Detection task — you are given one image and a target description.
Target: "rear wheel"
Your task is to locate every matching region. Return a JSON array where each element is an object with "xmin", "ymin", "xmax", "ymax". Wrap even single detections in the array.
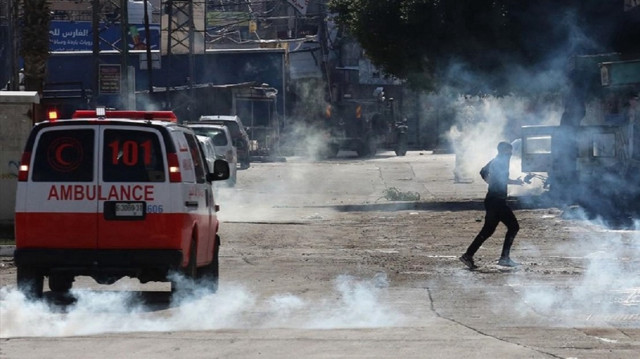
[
  {"xmin": 49, "ymin": 274, "xmax": 73, "ymax": 293},
  {"xmin": 171, "ymin": 239, "xmax": 198, "ymax": 294},
  {"xmin": 327, "ymin": 143, "xmax": 340, "ymax": 158},
  {"xmin": 185, "ymin": 239, "xmax": 198, "ymax": 278},
  {"xmin": 357, "ymin": 136, "xmax": 377, "ymax": 158},
  {"xmin": 197, "ymin": 235, "xmax": 220, "ymax": 293},
  {"xmin": 395, "ymin": 133, "xmax": 408, "ymax": 156},
  {"xmin": 17, "ymin": 266, "xmax": 44, "ymax": 299}
]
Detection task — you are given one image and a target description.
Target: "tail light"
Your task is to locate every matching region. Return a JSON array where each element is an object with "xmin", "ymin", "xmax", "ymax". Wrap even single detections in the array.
[
  {"xmin": 48, "ymin": 109, "xmax": 59, "ymax": 121},
  {"xmin": 18, "ymin": 152, "xmax": 31, "ymax": 181},
  {"xmin": 167, "ymin": 152, "xmax": 182, "ymax": 182}
]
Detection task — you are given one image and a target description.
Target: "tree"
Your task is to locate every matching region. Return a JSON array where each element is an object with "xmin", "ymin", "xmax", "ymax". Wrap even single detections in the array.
[
  {"xmin": 328, "ymin": 0, "xmax": 636, "ymax": 92},
  {"xmin": 20, "ymin": 0, "xmax": 50, "ymax": 92}
]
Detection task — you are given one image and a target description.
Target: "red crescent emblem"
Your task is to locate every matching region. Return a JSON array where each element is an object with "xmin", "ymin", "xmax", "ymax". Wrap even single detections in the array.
[{"xmin": 55, "ymin": 143, "xmax": 73, "ymax": 166}]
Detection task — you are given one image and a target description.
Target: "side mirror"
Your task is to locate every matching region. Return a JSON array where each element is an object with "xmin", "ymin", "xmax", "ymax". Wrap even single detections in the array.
[{"xmin": 207, "ymin": 159, "xmax": 230, "ymax": 181}]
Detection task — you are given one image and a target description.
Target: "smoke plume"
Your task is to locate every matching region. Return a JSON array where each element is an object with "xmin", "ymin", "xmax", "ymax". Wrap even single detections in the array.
[{"xmin": 0, "ymin": 273, "xmax": 403, "ymax": 338}]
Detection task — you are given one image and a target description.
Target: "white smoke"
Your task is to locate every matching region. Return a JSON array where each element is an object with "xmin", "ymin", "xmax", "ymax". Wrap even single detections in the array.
[
  {"xmin": 513, "ymin": 218, "xmax": 640, "ymax": 327},
  {"xmin": 444, "ymin": 93, "xmax": 562, "ymax": 190},
  {"xmin": 0, "ymin": 273, "xmax": 403, "ymax": 338}
]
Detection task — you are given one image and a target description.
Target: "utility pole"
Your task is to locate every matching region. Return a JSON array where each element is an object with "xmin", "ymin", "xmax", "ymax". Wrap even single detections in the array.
[
  {"xmin": 143, "ymin": 0, "xmax": 153, "ymax": 93},
  {"xmin": 7, "ymin": 0, "xmax": 20, "ymax": 91},
  {"xmin": 120, "ymin": 0, "xmax": 130, "ymax": 108},
  {"xmin": 162, "ymin": 0, "xmax": 204, "ymax": 118},
  {"xmin": 92, "ymin": 0, "xmax": 101, "ymax": 106}
]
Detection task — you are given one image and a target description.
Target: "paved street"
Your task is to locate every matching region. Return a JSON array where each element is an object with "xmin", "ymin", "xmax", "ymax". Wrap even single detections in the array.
[{"xmin": 1, "ymin": 151, "xmax": 638, "ymax": 358}]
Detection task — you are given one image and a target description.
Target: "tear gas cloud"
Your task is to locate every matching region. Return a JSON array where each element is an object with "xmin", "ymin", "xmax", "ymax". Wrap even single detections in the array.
[
  {"xmin": 512, "ymin": 218, "xmax": 640, "ymax": 327},
  {"xmin": 0, "ymin": 274, "xmax": 404, "ymax": 338},
  {"xmin": 436, "ymin": 32, "xmax": 568, "ymax": 190},
  {"xmin": 435, "ymin": 6, "xmax": 639, "ymax": 216},
  {"xmin": 433, "ymin": 7, "xmax": 639, "ymax": 328},
  {"xmin": 444, "ymin": 91, "xmax": 563, "ymax": 194},
  {"xmin": 281, "ymin": 79, "xmax": 336, "ymax": 160}
]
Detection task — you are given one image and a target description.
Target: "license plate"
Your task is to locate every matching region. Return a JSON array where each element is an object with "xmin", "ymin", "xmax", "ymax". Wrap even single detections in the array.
[
  {"xmin": 115, "ymin": 202, "xmax": 144, "ymax": 217},
  {"xmin": 104, "ymin": 201, "xmax": 146, "ymax": 221}
]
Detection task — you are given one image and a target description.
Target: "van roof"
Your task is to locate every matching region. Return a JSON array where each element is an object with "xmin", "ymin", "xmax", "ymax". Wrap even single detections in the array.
[
  {"xmin": 187, "ymin": 123, "xmax": 229, "ymax": 131},
  {"xmin": 199, "ymin": 115, "xmax": 240, "ymax": 122},
  {"xmin": 73, "ymin": 110, "xmax": 178, "ymax": 122}
]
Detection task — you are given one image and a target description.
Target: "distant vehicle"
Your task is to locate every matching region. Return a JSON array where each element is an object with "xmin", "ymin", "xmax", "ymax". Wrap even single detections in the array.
[
  {"xmin": 197, "ymin": 135, "xmax": 218, "ymax": 173},
  {"xmin": 14, "ymin": 109, "xmax": 230, "ymax": 299},
  {"xmin": 190, "ymin": 124, "xmax": 238, "ymax": 186},
  {"xmin": 197, "ymin": 115, "xmax": 251, "ymax": 169},
  {"xmin": 307, "ymin": 87, "xmax": 408, "ymax": 158},
  {"xmin": 520, "ymin": 54, "xmax": 640, "ymax": 223}
]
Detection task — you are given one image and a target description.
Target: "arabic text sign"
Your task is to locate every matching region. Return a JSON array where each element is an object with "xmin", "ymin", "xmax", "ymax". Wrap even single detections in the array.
[
  {"xmin": 99, "ymin": 64, "xmax": 121, "ymax": 95},
  {"xmin": 50, "ymin": 21, "xmax": 160, "ymax": 51}
]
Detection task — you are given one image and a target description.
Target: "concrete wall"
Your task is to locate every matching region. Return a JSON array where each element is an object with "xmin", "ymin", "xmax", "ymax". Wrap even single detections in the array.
[{"xmin": 0, "ymin": 91, "xmax": 38, "ymax": 226}]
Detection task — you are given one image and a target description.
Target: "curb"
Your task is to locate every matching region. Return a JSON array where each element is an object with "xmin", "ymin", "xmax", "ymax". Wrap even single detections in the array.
[{"xmin": 0, "ymin": 245, "xmax": 15, "ymax": 257}]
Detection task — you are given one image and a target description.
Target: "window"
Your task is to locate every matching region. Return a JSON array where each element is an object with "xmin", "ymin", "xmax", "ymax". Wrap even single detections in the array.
[
  {"xmin": 184, "ymin": 133, "xmax": 206, "ymax": 183},
  {"xmin": 32, "ymin": 129, "xmax": 95, "ymax": 182},
  {"xmin": 524, "ymin": 136, "xmax": 552, "ymax": 154},
  {"xmin": 103, "ymin": 129, "xmax": 165, "ymax": 182},
  {"xmin": 192, "ymin": 128, "xmax": 228, "ymax": 146}
]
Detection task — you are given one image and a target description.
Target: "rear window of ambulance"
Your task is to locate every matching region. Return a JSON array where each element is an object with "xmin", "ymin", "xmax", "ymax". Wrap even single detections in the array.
[
  {"xmin": 32, "ymin": 129, "xmax": 95, "ymax": 182},
  {"xmin": 103, "ymin": 129, "xmax": 165, "ymax": 182}
]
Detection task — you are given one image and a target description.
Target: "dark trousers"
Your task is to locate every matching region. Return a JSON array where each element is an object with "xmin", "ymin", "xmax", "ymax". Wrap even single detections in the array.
[{"xmin": 465, "ymin": 197, "xmax": 519, "ymax": 259}]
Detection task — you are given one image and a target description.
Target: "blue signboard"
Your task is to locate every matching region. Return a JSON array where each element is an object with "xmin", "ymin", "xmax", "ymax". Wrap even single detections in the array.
[{"xmin": 50, "ymin": 21, "xmax": 160, "ymax": 52}]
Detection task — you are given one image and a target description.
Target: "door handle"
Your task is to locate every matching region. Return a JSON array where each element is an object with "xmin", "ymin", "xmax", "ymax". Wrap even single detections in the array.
[{"xmin": 185, "ymin": 201, "xmax": 199, "ymax": 208}]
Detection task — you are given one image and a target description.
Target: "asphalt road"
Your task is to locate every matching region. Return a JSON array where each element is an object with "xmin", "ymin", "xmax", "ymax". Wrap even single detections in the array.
[{"xmin": 1, "ymin": 151, "xmax": 638, "ymax": 358}]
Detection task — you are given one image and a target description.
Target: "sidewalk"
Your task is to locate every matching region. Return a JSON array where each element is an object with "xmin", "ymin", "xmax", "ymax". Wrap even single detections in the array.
[{"xmin": 0, "ymin": 245, "xmax": 15, "ymax": 257}]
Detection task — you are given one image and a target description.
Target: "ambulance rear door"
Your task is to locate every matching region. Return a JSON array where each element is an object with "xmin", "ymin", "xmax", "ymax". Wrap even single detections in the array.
[
  {"xmin": 96, "ymin": 125, "xmax": 175, "ymax": 249},
  {"xmin": 15, "ymin": 125, "xmax": 99, "ymax": 249}
]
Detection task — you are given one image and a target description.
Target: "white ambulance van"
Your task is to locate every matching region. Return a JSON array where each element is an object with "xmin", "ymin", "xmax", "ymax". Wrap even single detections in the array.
[{"xmin": 14, "ymin": 109, "xmax": 230, "ymax": 298}]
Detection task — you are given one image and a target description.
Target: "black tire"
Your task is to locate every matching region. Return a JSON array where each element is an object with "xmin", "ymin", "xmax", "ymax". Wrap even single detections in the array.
[
  {"xmin": 49, "ymin": 274, "xmax": 73, "ymax": 293},
  {"xmin": 171, "ymin": 239, "xmax": 198, "ymax": 294},
  {"xmin": 395, "ymin": 133, "xmax": 408, "ymax": 156},
  {"xmin": 328, "ymin": 144, "xmax": 340, "ymax": 158},
  {"xmin": 185, "ymin": 239, "xmax": 198, "ymax": 279},
  {"xmin": 197, "ymin": 235, "xmax": 219, "ymax": 293},
  {"xmin": 357, "ymin": 136, "xmax": 376, "ymax": 158},
  {"xmin": 368, "ymin": 137, "xmax": 378, "ymax": 157},
  {"xmin": 17, "ymin": 266, "xmax": 44, "ymax": 299}
]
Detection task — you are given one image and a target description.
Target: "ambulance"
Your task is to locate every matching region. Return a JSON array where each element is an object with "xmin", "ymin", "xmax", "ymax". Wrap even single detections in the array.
[{"xmin": 14, "ymin": 108, "xmax": 230, "ymax": 298}]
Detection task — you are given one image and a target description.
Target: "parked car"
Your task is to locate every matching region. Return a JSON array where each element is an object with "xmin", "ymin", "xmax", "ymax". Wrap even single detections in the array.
[
  {"xmin": 197, "ymin": 135, "xmax": 218, "ymax": 173},
  {"xmin": 14, "ymin": 109, "xmax": 230, "ymax": 298},
  {"xmin": 189, "ymin": 124, "xmax": 238, "ymax": 186},
  {"xmin": 196, "ymin": 115, "xmax": 251, "ymax": 169}
]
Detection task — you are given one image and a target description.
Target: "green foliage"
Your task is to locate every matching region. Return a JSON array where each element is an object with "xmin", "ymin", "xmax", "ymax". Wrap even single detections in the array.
[
  {"xmin": 20, "ymin": 0, "xmax": 51, "ymax": 92},
  {"xmin": 329, "ymin": 0, "xmax": 637, "ymax": 92},
  {"xmin": 380, "ymin": 187, "xmax": 421, "ymax": 202}
]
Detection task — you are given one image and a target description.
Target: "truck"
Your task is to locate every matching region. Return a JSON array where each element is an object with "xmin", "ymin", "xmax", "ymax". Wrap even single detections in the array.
[
  {"xmin": 322, "ymin": 87, "xmax": 408, "ymax": 158},
  {"xmin": 520, "ymin": 55, "xmax": 640, "ymax": 225}
]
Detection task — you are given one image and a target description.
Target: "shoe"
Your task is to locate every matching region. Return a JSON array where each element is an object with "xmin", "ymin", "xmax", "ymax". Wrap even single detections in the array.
[
  {"xmin": 459, "ymin": 254, "xmax": 477, "ymax": 270},
  {"xmin": 497, "ymin": 257, "xmax": 520, "ymax": 267}
]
